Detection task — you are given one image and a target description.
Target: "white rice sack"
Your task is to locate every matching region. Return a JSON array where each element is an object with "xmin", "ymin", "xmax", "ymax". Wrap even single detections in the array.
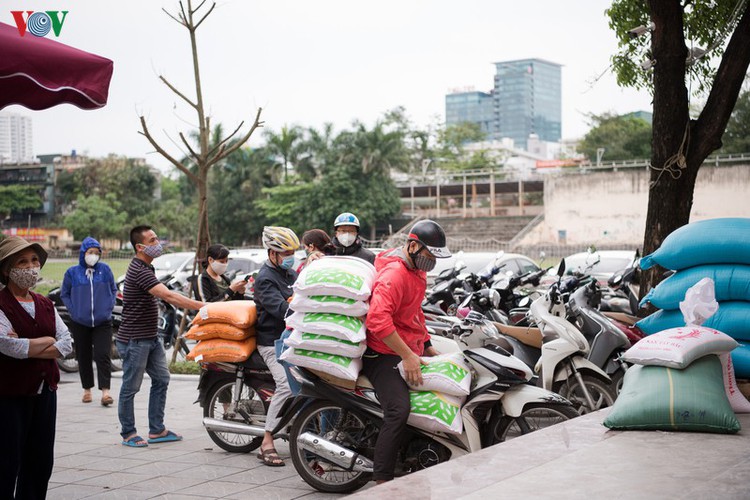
[
  {"xmin": 284, "ymin": 329, "xmax": 366, "ymax": 358},
  {"xmin": 279, "ymin": 347, "xmax": 362, "ymax": 381},
  {"xmin": 719, "ymin": 352, "xmax": 750, "ymax": 413},
  {"xmin": 407, "ymin": 391, "xmax": 465, "ymax": 435},
  {"xmin": 398, "ymin": 353, "xmax": 472, "ymax": 397},
  {"xmin": 294, "ymin": 256, "xmax": 376, "ymax": 300},
  {"xmin": 623, "ymin": 326, "xmax": 738, "ymax": 369},
  {"xmin": 290, "ymin": 294, "xmax": 369, "ymax": 317},
  {"xmin": 286, "ymin": 311, "xmax": 366, "ymax": 342}
]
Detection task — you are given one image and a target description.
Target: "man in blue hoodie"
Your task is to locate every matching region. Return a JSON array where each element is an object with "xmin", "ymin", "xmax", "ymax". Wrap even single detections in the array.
[{"xmin": 61, "ymin": 237, "xmax": 118, "ymax": 406}]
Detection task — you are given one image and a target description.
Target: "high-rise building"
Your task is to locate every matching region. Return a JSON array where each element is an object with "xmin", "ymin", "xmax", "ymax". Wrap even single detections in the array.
[
  {"xmin": 445, "ymin": 90, "xmax": 495, "ymax": 138},
  {"xmin": 0, "ymin": 111, "xmax": 34, "ymax": 164},
  {"xmin": 445, "ymin": 58, "xmax": 562, "ymax": 150},
  {"xmin": 494, "ymin": 58, "xmax": 561, "ymax": 149}
]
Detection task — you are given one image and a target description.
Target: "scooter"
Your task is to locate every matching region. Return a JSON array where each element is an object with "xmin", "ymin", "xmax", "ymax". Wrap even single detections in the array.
[{"xmin": 276, "ymin": 312, "xmax": 577, "ymax": 494}]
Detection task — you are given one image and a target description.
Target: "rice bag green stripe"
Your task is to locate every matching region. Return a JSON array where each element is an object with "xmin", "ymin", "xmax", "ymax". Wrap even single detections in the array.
[
  {"xmin": 293, "ymin": 348, "xmax": 353, "ymax": 368},
  {"xmin": 409, "ymin": 391, "xmax": 459, "ymax": 425},
  {"xmin": 306, "ymin": 269, "xmax": 365, "ymax": 290},
  {"xmin": 300, "ymin": 332, "xmax": 360, "ymax": 347},
  {"xmin": 420, "ymin": 361, "xmax": 468, "ymax": 383},
  {"xmin": 309, "ymin": 295, "xmax": 357, "ymax": 305},
  {"xmin": 302, "ymin": 312, "xmax": 363, "ymax": 333}
]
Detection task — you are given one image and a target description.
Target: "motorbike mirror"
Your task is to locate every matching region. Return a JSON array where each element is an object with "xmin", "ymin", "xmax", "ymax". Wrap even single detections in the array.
[{"xmin": 556, "ymin": 258, "xmax": 566, "ymax": 277}]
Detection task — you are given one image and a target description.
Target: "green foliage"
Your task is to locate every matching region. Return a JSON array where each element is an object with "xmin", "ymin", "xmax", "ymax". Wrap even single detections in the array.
[
  {"xmin": 436, "ymin": 122, "xmax": 496, "ymax": 171},
  {"xmin": 721, "ymin": 88, "xmax": 750, "ymax": 153},
  {"xmin": 255, "ymin": 182, "xmax": 317, "ymax": 233},
  {"xmin": 168, "ymin": 360, "xmax": 201, "ymax": 374},
  {"xmin": 63, "ymin": 194, "xmax": 128, "ymax": 240},
  {"xmin": 0, "ymin": 185, "xmax": 42, "ymax": 218},
  {"xmin": 607, "ymin": 0, "xmax": 738, "ymax": 95},
  {"xmin": 578, "ymin": 113, "xmax": 652, "ymax": 161}
]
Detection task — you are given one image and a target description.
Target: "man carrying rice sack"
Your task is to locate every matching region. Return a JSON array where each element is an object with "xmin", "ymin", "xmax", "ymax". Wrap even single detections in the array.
[
  {"xmin": 363, "ymin": 219, "xmax": 451, "ymax": 484},
  {"xmin": 254, "ymin": 226, "xmax": 300, "ymax": 467}
]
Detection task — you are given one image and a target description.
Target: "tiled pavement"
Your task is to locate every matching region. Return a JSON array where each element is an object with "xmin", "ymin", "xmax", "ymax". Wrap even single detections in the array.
[{"xmin": 49, "ymin": 370, "xmax": 365, "ymax": 499}]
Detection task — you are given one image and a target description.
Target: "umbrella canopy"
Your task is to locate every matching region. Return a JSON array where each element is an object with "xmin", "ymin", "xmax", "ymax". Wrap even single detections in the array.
[{"xmin": 0, "ymin": 22, "xmax": 113, "ymax": 110}]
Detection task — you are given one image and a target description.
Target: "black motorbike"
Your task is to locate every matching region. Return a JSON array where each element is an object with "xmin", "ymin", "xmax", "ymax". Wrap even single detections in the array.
[{"xmin": 47, "ymin": 287, "xmax": 123, "ymax": 373}]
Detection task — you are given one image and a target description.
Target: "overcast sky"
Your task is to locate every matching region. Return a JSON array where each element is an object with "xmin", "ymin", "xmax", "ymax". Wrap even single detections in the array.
[{"xmin": 5, "ymin": 0, "xmax": 653, "ymax": 172}]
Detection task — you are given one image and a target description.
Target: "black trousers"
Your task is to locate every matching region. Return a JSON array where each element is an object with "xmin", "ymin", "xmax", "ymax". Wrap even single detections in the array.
[
  {"xmin": 70, "ymin": 321, "xmax": 113, "ymax": 390},
  {"xmin": 362, "ymin": 350, "xmax": 411, "ymax": 482},
  {"xmin": 0, "ymin": 384, "xmax": 57, "ymax": 500}
]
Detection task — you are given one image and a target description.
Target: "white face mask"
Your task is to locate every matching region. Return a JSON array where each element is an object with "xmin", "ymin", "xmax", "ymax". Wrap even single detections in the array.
[
  {"xmin": 210, "ymin": 261, "xmax": 228, "ymax": 275},
  {"xmin": 84, "ymin": 253, "xmax": 100, "ymax": 267},
  {"xmin": 337, "ymin": 233, "xmax": 356, "ymax": 248}
]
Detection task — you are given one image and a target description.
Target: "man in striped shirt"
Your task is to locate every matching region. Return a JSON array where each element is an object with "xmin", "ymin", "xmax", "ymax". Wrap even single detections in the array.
[{"xmin": 117, "ymin": 226, "xmax": 205, "ymax": 448}]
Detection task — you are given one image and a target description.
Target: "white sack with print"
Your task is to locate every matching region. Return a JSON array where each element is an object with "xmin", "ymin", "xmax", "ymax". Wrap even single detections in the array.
[
  {"xmin": 294, "ymin": 256, "xmax": 376, "ymax": 301},
  {"xmin": 290, "ymin": 293, "xmax": 369, "ymax": 317},
  {"xmin": 407, "ymin": 391, "xmax": 465, "ymax": 435},
  {"xmin": 398, "ymin": 353, "xmax": 472, "ymax": 397},
  {"xmin": 286, "ymin": 310, "xmax": 366, "ymax": 342},
  {"xmin": 279, "ymin": 347, "xmax": 362, "ymax": 381},
  {"xmin": 284, "ymin": 328, "xmax": 366, "ymax": 358}
]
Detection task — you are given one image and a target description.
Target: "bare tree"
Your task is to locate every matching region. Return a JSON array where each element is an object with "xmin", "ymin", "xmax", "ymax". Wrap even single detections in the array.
[
  {"xmin": 139, "ymin": 0, "xmax": 263, "ymax": 264},
  {"xmin": 138, "ymin": 0, "xmax": 263, "ymax": 361}
]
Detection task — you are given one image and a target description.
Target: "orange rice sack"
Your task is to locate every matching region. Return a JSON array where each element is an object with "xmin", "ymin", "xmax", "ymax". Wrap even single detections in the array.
[
  {"xmin": 186, "ymin": 336, "xmax": 257, "ymax": 363},
  {"xmin": 192, "ymin": 300, "xmax": 257, "ymax": 328},
  {"xmin": 184, "ymin": 323, "xmax": 255, "ymax": 341}
]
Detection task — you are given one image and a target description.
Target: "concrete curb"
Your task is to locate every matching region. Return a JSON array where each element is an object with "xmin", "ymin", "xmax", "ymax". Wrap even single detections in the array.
[{"xmin": 111, "ymin": 371, "xmax": 200, "ymax": 381}]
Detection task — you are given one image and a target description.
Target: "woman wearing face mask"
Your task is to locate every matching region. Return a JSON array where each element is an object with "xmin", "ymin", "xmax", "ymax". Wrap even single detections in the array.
[
  {"xmin": 61, "ymin": 237, "xmax": 117, "ymax": 406},
  {"xmin": 254, "ymin": 226, "xmax": 300, "ymax": 466},
  {"xmin": 194, "ymin": 244, "xmax": 247, "ymax": 302},
  {"xmin": 331, "ymin": 212, "xmax": 375, "ymax": 265},
  {"xmin": 0, "ymin": 236, "xmax": 73, "ymax": 499}
]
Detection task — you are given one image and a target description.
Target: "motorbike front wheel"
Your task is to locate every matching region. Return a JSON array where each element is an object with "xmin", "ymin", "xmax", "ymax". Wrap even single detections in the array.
[
  {"xmin": 203, "ymin": 379, "xmax": 265, "ymax": 453},
  {"xmin": 57, "ymin": 344, "xmax": 79, "ymax": 372},
  {"xmin": 554, "ymin": 374, "xmax": 616, "ymax": 414},
  {"xmin": 289, "ymin": 400, "xmax": 374, "ymax": 494},
  {"xmin": 486, "ymin": 402, "xmax": 579, "ymax": 445}
]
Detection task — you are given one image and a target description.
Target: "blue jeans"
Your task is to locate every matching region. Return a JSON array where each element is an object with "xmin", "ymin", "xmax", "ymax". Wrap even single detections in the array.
[
  {"xmin": 275, "ymin": 328, "xmax": 301, "ymax": 396},
  {"xmin": 116, "ymin": 338, "xmax": 170, "ymax": 439}
]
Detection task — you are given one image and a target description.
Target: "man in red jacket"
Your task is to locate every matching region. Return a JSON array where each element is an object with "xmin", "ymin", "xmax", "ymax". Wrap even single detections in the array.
[{"xmin": 363, "ymin": 219, "xmax": 451, "ymax": 483}]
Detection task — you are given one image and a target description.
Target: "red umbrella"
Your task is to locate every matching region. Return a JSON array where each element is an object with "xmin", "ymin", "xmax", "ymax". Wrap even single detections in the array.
[{"xmin": 0, "ymin": 22, "xmax": 113, "ymax": 110}]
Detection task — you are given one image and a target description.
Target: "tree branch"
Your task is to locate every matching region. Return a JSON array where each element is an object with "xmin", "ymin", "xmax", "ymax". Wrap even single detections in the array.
[
  {"xmin": 139, "ymin": 116, "xmax": 199, "ymax": 183},
  {"xmin": 213, "ymin": 108, "xmax": 265, "ymax": 163},
  {"xmin": 207, "ymin": 120, "xmax": 244, "ymax": 160},
  {"xmin": 159, "ymin": 75, "xmax": 197, "ymax": 110},
  {"xmin": 192, "ymin": 0, "xmax": 208, "ymax": 14},
  {"xmin": 694, "ymin": 4, "xmax": 750, "ymax": 158},
  {"xmin": 194, "ymin": 2, "xmax": 216, "ymax": 30},
  {"xmin": 179, "ymin": 132, "xmax": 201, "ymax": 161},
  {"xmin": 161, "ymin": 8, "xmax": 186, "ymax": 26}
]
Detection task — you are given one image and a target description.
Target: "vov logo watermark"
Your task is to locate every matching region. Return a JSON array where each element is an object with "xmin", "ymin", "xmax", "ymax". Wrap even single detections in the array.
[{"xmin": 10, "ymin": 10, "xmax": 69, "ymax": 37}]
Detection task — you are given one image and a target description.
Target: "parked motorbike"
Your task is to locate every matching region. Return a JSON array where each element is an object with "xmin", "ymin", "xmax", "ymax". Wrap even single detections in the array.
[
  {"xmin": 47, "ymin": 287, "xmax": 123, "ymax": 373},
  {"xmin": 197, "ymin": 350, "xmax": 275, "ymax": 453},
  {"xmin": 157, "ymin": 273, "xmax": 194, "ymax": 359},
  {"xmin": 277, "ymin": 312, "xmax": 577, "ymax": 494}
]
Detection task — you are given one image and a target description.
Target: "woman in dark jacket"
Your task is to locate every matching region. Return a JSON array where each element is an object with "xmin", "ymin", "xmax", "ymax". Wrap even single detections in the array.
[
  {"xmin": 61, "ymin": 236, "xmax": 117, "ymax": 406},
  {"xmin": 0, "ymin": 236, "xmax": 73, "ymax": 499},
  {"xmin": 194, "ymin": 244, "xmax": 247, "ymax": 302}
]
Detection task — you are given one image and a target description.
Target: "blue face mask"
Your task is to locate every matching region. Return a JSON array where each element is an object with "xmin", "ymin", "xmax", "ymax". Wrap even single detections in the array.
[{"xmin": 280, "ymin": 255, "xmax": 295, "ymax": 270}]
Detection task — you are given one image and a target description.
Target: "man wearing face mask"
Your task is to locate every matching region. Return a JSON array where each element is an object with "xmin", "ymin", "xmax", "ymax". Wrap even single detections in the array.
[
  {"xmin": 363, "ymin": 219, "xmax": 451, "ymax": 484},
  {"xmin": 254, "ymin": 225, "xmax": 300, "ymax": 466},
  {"xmin": 117, "ymin": 226, "xmax": 205, "ymax": 448},
  {"xmin": 331, "ymin": 212, "xmax": 375, "ymax": 265},
  {"xmin": 61, "ymin": 236, "xmax": 117, "ymax": 407}
]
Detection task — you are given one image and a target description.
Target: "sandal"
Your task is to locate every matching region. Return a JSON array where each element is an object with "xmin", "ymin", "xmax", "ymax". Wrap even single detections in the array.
[
  {"xmin": 82, "ymin": 392, "xmax": 92, "ymax": 403},
  {"xmin": 257, "ymin": 447, "xmax": 285, "ymax": 467},
  {"xmin": 101, "ymin": 395, "xmax": 114, "ymax": 406},
  {"xmin": 122, "ymin": 435, "xmax": 148, "ymax": 448}
]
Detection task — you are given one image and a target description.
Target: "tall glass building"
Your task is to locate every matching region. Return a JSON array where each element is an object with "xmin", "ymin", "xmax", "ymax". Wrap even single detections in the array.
[
  {"xmin": 444, "ymin": 58, "xmax": 562, "ymax": 150},
  {"xmin": 494, "ymin": 58, "xmax": 561, "ymax": 149},
  {"xmin": 444, "ymin": 90, "xmax": 495, "ymax": 138}
]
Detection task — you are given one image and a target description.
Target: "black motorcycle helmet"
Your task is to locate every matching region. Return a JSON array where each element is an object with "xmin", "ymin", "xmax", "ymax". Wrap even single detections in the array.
[{"xmin": 407, "ymin": 219, "xmax": 451, "ymax": 258}]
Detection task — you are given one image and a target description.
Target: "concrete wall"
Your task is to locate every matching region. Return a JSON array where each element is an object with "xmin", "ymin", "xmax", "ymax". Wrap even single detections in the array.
[{"xmin": 520, "ymin": 165, "xmax": 750, "ymax": 246}]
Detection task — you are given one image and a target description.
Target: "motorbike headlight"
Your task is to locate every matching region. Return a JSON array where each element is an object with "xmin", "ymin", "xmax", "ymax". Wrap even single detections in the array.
[{"xmin": 489, "ymin": 289, "xmax": 501, "ymax": 309}]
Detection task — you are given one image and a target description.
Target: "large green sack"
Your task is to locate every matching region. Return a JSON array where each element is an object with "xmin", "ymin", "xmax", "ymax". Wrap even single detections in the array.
[{"xmin": 603, "ymin": 355, "xmax": 740, "ymax": 434}]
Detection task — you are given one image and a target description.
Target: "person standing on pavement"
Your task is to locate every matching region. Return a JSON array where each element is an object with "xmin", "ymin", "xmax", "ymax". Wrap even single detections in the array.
[
  {"xmin": 0, "ymin": 236, "xmax": 73, "ymax": 499},
  {"xmin": 61, "ymin": 236, "xmax": 117, "ymax": 407},
  {"xmin": 117, "ymin": 226, "xmax": 205, "ymax": 448},
  {"xmin": 363, "ymin": 219, "xmax": 451, "ymax": 483},
  {"xmin": 255, "ymin": 226, "xmax": 300, "ymax": 466},
  {"xmin": 331, "ymin": 212, "xmax": 375, "ymax": 265}
]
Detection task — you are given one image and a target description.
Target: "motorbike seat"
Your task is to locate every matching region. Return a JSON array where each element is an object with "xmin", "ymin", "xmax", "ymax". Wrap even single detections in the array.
[
  {"xmin": 240, "ymin": 349, "xmax": 268, "ymax": 371},
  {"xmin": 493, "ymin": 322, "xmax": 543, "ymax": 349}
]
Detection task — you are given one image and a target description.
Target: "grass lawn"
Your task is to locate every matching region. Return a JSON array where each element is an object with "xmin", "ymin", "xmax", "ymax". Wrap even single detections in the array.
[{"xmin": 36, "ymin": 258, "xmax": 132, "ymax": 296}]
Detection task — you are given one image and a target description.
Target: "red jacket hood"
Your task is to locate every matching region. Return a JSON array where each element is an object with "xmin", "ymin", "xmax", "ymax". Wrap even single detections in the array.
[{"xmin": 365, "ymin": 248, "xmax": 428, "ymax": 356}]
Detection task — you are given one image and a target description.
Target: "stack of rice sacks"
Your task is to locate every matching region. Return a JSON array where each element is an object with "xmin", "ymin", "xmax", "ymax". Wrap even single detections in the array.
[
  {"xmin": 185, "ymin": 301, "xmax": 257, "ymax": 362},
  {"xmin": 281, "ymin": 256, "xmax": 375, "ymax": 382},
  {"xmin": 398, "ymin": 352, "xmax": 472, "ymax": 434},
  {"xmin": 638, "ymin": 218, "xmax": 750, "ymax": 378},
  {"xmin": 604, "ymin": 279, "xmax": 746, "ymax": 433}
]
